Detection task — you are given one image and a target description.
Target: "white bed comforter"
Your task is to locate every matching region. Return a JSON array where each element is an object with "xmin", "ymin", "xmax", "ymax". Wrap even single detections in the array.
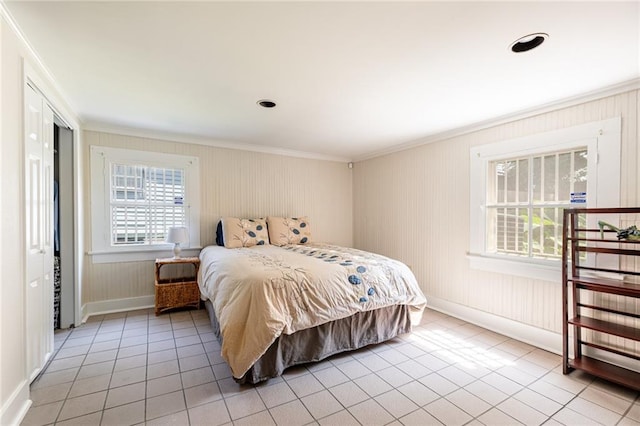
[{"xmin": 198, "ymin": 242, "xmax": 426, "ymax": 378}]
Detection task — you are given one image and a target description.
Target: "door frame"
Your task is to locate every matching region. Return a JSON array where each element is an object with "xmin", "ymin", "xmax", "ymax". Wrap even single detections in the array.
[{"xmin": 24, "ymin": 62, "xmax": 83, "ymax": 329}]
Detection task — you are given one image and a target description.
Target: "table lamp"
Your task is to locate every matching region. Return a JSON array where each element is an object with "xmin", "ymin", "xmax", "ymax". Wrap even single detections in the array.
[{"xmin": 166, "ymin": 226, "xmax": 189, "ymax": 258}]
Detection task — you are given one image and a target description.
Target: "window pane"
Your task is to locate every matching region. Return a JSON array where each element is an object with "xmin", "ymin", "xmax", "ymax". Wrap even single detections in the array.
[
  {"xmin": 543, "ymin": 154, "xmax": 556, "ymax": 202},
  {"xmin": 496, "ymin": 162, "xmax": 505, "ymax": 203},
  {"xmin": 147, "ymin": 168, "xmax": 185, "ymax": 204},
  {"xmin": 492, "ymin": 207, "xmax": 529, "ymax": 256},
  {"xmin": 496, "ymin": 207, "xmax": 506, "ymax": 252},
  {"xmin": 505, "ymin": 207, "xmax": 516, "ymax": 252},
  {"xmin": 149, "ymin": 206, "xmax": 186, "ymax": 243},
  {"xmin": 518, "ymin": 159, "xmax": 528, "ymax": 203},
  {"xmin": 112, "ymin": 205, "xmax": 149, "ymax": 245},
  {"xmin": 111, "ymin": 163, "xmax": 144, "ymax": 202},
  {"xmin": 558, "ymin": 152, "xmax": 571, "ymax": 201},
  {"xmin": 517, "ymin": 207, "xmax": 528, "ymax": 254},
  {"xmin": 532, "ymin": 207, "xmax": 543, "ymax": 256},
  {"xmin": 506, "ymin": 161, "xmax": 516, "ymax": 203},
  {"xmin": 532, "ymin": 157, "xmax": 541, "ymax": 202},
  {"xmin": 574, "ymin": 149, "xmax": 588, "ymax": 194},
  {"xmin": 542, "ymin": 207, "xmax": 562, "ymax": 258},
  {"xmin": 486, "ymin": 207, "xmax": 498, "ymax": 252}
]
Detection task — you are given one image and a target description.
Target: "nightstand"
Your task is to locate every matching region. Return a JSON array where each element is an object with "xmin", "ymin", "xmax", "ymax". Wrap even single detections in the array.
[{"xmin": 154, "ymin": 256, "xmax": 201, "ymax": 316}]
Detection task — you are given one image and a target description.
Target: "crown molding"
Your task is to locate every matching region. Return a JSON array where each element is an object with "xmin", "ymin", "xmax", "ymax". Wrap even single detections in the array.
[
  {"xmin": 355, "ymin": 78, "xmax": 640, "ymax": 162},
  {"xmin": 83, "ymin": 122, "xmax": 351, "ymax": 163},
  {"xmin": 86, "ymin": 76, "xmax": 640, "ymax": 165}
]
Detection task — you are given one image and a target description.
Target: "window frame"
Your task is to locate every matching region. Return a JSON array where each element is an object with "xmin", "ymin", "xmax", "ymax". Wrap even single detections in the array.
[
  {"xmin": 468, "ymin": 118, "xmax": 621, "ymax": 281},
  {"xmin": 90, "ymin": 146, "xmax": 200, "ymax": 263}
]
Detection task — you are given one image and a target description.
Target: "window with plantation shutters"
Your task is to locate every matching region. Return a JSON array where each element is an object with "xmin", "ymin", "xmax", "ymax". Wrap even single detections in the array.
[
  {"xmin": 90, "ymin": 146, "xmax": 200, "ymax": 263},
  {"xmin": 110, "ymin": 164, "xmax": 186, "ymax": 245},
  {"xmin": 469, "ymin": 118, "xmax": 621, "ymax": 281}
]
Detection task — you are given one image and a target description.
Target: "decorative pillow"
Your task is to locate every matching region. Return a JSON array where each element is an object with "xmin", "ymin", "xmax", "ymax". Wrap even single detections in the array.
[
  {"xmin": 222, "ymin": 217, "xmax": 269, "ymax": 248},
  {"xmin": 216, "ymin": 220, "xmax": 224, "ymax": 246},
  {"xmin": 267, "ymin": 216, "xmax": 311, "ymax": 246}
]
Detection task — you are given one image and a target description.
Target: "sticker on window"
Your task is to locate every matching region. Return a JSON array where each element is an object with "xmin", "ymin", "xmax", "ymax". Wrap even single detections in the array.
[
  {"xmin": 174, "ymin": 196, "xmax": 184, "ymax": 205},
  {"xmin": 570, "ymin": 192, "xmax": 586, "ymax": 203}
]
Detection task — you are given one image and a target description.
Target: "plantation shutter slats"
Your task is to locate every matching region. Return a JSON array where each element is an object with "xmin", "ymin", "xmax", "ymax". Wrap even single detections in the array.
[{"xmin": 110, "ymin": 163, "xmax": 186, "ymax": 246}]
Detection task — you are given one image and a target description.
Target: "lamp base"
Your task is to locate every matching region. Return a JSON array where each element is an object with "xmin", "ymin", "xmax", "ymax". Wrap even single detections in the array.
[{"xmin": 173, "ymin": 243, "xmax": 182, "ymax": 259}]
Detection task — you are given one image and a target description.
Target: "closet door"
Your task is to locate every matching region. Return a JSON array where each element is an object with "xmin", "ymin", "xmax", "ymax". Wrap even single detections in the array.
[
  {"xmin": 42, "ymin": 98, "xmax": 55, "ymax": 358},
  {"xmin": 25, "ymin": 84, "xmax": 54, "ymax": 381}
]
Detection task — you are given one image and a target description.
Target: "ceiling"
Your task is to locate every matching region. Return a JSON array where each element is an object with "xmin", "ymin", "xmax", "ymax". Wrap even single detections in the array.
[{"xmin": 4, "ymin": 1, "xmax": 639, "ymax": 160}]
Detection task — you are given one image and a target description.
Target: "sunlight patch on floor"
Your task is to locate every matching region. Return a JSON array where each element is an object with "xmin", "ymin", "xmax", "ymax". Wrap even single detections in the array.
[{"xmin": 412, "ymin": 328, "xmax": 515, "ymax": 370}]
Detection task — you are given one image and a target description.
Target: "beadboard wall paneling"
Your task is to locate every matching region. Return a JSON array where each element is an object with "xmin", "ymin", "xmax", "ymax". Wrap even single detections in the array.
[
  {"xmin": 82, "ymin": 131, "xmax": 353, "ymax": 304},
  {"xmin": 353, "ymin": 90, "xmax": 639, "ymax": 335}
]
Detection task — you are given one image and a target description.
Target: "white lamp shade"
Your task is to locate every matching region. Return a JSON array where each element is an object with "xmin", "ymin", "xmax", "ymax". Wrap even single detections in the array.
[{"xmin": 166, "ymin": 227, "xmax": 189, "ymax": 245}]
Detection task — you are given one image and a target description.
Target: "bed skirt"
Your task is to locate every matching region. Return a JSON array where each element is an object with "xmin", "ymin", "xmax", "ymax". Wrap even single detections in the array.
[{"xmin": 204, "ymin": 299, "xmax": 412, "ymax": 384}]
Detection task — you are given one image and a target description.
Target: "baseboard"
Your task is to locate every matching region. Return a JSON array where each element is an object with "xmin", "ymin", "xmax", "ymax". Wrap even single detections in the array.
[
  {"xmin": 427, "ymin": 296, "xmax": 640, "ymax": 374},
  {"xmin": 0, "ymin": 379, "xmax": 31, "ymax": 426},
  {"xmin": 426, "ymin": 296, "xmax": 562, "ymax": 355},
  {"xmin": 81, "ymin": 295, "xmax": 155, "ymax": 323}
]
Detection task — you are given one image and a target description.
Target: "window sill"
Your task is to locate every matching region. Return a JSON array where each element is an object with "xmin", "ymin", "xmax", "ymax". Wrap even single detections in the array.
[
  {"xmin": 88, "ymin": 247, "xmax": 203, "ymax": 264},
  {"xmin": 467, "ymin": 253, "xmax": 561, "ymax": 283}
]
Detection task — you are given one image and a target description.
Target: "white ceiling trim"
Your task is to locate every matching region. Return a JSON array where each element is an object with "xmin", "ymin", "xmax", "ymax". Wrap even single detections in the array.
[
  {"xmin": 87, "ymin": 77, "xmax": 640, "ymax": 165},
  {"xmin": 83, "ymin": 122, "xmax": 351, "ymax": 164},
  {"xmin": 355, "ymin": 78, "xmax": 640, "ymax": 162}
]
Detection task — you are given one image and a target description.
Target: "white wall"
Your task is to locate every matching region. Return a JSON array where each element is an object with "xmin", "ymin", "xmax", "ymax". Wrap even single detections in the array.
[
  {"xmin": 1, "ymin": 16, "xmax": 31, "ymax": 425},
  {"xmin": 0, "ymin": 11, "xmax": 81, "ymax": 425},
  {"xmin": 81, "ymin": 130, "xmax": 354, "ymax": 311},
  {"xmin": 353, "ymin": 90, "xmax": 639, "ymax": 352}
]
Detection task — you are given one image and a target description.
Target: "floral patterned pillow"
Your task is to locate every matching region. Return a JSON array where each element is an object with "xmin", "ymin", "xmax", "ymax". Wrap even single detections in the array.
[
  {"xmin": 222, "ymin": 217, "xmax": 270, "ymax": 248},
  {"xmin": 267, "ymin": 217, "xmax": 311, "ymax": 246}
]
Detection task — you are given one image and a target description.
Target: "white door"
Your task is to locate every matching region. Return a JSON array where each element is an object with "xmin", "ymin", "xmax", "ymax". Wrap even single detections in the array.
[
  {"xmin": 42, "ymin": 96, "xmax": 55, "ymax": 358},
  {"xmin": 25, "ymin": 84, "xmax": 54, "ymax": 381}
]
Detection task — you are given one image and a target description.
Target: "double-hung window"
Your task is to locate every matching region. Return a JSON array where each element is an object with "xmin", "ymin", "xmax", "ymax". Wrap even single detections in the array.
[
  {"xmin": 91, "ymin": 146, "xmax": 200, "ymax": 263},
  {"xmin": 469, "ymin": 118, "xmax": 621, "ymax": 281},
  {"xmin": 487, "ymin": 147, "xmax": 587, "ymax": 260},
  {"xmin": 110, "ymin": 164, "xmax": 186, "ymax": 245}
]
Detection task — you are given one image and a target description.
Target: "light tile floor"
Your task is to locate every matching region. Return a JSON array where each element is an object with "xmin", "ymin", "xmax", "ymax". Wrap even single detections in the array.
[{"xmin": 22, "ymin": 308, "xmax": 640, "ymax": 425}]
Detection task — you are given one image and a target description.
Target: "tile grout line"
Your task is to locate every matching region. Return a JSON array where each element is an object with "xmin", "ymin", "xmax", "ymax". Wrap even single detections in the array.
[
  {"xmin": 140, "ymin": 312, "xmax": 150, "ymax": 425},
  {"xmin": 617, "ymin": 392, "xmax": 640, "ymax": 425},
  {"xmin": 26, "ymin": 308, "xmax": 640, "ymax": 426},
  {"xmin": 98, "ymin": 312, "xmax": 133, "ymax": 425},
  {"xmin": 54, "ymin": 314, "xmax": 105, "ymax": 424}
]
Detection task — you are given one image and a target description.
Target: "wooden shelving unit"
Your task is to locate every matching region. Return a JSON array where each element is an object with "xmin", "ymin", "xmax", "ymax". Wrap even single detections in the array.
[{"xmin": 562, "ymin": 207, "xmax": 640, "ymax": 391}]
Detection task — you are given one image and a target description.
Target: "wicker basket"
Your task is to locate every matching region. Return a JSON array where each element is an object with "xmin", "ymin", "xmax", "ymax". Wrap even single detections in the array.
[{"xmin": 155, "ymin": 278, "xmax": 200, "ymax": 315}]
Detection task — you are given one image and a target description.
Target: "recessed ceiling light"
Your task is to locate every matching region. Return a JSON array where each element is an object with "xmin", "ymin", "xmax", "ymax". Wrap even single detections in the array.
[
  {"xmin": 510, "ymin": 33, "xmax": 548, "ymax": 53},
  {"xmin": 257, "ymin": 99, "xmax": 276, "ymax": 108}
]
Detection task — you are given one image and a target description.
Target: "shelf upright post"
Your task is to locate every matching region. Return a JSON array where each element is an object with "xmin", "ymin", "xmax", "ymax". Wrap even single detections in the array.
[
  {"xmin": 562, "ymin": 209, "xmax": 570, "ymax": 374},
  {"xmin": 570, "ymin": 211, "xmax": 582, "ymax": 361}
]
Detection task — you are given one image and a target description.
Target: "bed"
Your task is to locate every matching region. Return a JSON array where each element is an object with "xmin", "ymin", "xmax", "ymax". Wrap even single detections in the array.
[{"xmin": 198, "ymin": 239, "xmax": 427, "ymax": 384}]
